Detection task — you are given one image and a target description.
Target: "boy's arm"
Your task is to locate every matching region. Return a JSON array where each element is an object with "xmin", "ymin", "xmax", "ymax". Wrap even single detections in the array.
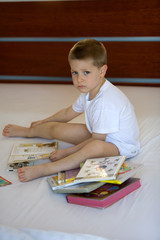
[
  {"xmin": 92, "ymin": 132, "xmax": 106, "ymax": 141},
  {"xmin": 30, "ymin": 105, "xmax": 81, "ymax": 127}
]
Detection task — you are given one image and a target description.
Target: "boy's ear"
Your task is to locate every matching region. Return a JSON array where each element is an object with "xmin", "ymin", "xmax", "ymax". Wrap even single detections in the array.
[{"xmin": 100, "ymin": 65, "xmax": 108, "ymax": 76}]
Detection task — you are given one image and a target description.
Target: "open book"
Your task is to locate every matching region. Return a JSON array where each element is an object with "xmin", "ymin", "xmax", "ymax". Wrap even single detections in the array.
[
  {"xmin": 57, "ymin": 162, "xmax": 143, "ymax": 186},
  {"xmin": 8, "ymin": 141, "xmax": 58, "ymax": 171},
  {"xmin": 74, "ymin": 156, "xmax": 126, "ymax": 183}
]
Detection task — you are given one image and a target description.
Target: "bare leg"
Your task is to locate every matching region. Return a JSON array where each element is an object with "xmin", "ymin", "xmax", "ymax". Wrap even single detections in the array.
[
  {"xmin": 50, "ymin": 137, "xmax": 96, "ymax": 161},
  {"xmin": 17, "ymin": 140, "xmax": 119, "ymax": 182},
  {"xmin": 2, "ymin": 122, "xmax": 91, "ymax": 145}
]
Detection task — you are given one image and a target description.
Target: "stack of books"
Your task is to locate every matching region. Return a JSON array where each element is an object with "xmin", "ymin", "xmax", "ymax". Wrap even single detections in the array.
[{"xmin": 47, "ymin": 156, "xmax": 142, "ymax": 209}]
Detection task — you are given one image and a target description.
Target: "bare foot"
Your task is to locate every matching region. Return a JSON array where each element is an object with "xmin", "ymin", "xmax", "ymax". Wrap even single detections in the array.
[
  {"xmin": 2, "ymin": 124, "xmax": 30, "ymax": 137},
  {"xmin": 50, "ymin": 149, "xmax": 70, "ymax": 162},
  {"xmin": 17, "ymin": 165, "xmax": 44, "ymax": 182}
]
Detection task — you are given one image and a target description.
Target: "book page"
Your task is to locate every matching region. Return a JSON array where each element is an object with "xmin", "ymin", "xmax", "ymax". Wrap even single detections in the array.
[
  {"xmin": 76, "ymin": 156, "xmax": 125, "ymax": 180},
  {"xmin": 11, "ymin": 142, "xmax": 57, "ymax": 155},
  {"xmin": 8, "ymin": 141, "xmax": 58, "ymax": 164},
  {"xmin": 8, "ymin": 153, "xmax": 51, "ymax": 163}
]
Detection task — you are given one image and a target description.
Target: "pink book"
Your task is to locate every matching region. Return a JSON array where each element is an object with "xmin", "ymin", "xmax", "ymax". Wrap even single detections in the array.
[{"xmin": 67, "ymin": 178, "xmax": 141, "ymax": 209}]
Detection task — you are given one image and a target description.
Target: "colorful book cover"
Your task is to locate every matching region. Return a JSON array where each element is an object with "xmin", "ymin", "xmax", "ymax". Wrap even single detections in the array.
[
  {"xmin": 58, "ymin": 168, "xmax": 80, "ymax": 184},
  {"xmin": 47, "ymin": 175, "xmax": 77, "ymax": 190},
  {"xmin": 67, "ymin": 178, "xmax": 141, "ymax": 209},
  {"xmin": 0, "ymin": 176, "xmax": 12, "ymax": 187},
  {"xmin": 74, "ymin": 156, "xmax": 126, "ymax": 183}
]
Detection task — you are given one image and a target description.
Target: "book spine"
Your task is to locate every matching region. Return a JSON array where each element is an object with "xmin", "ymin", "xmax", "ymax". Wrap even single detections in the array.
[{"xmin": 67, "ymin": 179, "xmax": 141, "ymax": 209}]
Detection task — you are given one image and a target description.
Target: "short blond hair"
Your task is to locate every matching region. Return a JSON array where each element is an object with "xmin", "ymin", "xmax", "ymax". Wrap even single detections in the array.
[{"xmin": 68, "ymin": 39, "xmax": 107, "ymax": 68}]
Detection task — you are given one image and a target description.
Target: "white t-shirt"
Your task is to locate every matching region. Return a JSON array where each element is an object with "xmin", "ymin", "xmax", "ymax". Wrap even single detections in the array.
[{"xmin": 72, "ymin": 79, "xmax": 140, "ymax": 158}]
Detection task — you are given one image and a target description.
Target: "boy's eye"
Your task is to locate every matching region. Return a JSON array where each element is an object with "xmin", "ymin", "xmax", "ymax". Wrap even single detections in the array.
[
  {"xmin": 72, "ymin": 71, "xmax": 78, "ymax": 75},
  {"xmin": 84, "ymin": 71, "xmax": 90, "ymax": 75}
]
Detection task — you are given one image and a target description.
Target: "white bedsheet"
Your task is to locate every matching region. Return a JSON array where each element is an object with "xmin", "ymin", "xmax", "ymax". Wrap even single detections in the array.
[
  {"xmin": 0, "ymin": 225, "xmax": 112, "ymax": 240},
  {"xmin": 0, "ymin": 84, "xmax": 160, "ymax": 240}
]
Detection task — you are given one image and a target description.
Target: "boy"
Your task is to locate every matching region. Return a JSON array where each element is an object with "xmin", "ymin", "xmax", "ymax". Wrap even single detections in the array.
[{"xmin": 2, "ymin": 39, "xmax": 140, "ymax": 182}]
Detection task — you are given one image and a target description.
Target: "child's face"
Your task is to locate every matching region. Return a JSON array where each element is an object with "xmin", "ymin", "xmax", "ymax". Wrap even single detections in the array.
[{"xmin": 69, "ymin": 58, "xmax": 107, "ymax": 99}]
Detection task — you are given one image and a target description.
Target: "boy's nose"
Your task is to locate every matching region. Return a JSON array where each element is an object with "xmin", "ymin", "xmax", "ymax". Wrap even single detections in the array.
[{"xmin": 77, "ymin": 74, "xmax": 83, "ymax": 83}]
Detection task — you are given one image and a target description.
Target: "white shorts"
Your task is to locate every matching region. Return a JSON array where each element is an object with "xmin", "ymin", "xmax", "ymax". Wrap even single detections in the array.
[{"xmin": 105, "ymin": 138, "xmax": 140, "ymax": 159}]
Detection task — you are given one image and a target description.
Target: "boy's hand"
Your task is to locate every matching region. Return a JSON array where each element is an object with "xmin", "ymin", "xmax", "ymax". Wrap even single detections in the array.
[{"xmin": 50, "ymin": 149, "xmax": 68, "ymax": 162}]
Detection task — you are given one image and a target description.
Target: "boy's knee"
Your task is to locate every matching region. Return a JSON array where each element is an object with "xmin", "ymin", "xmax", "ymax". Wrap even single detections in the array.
[
  {"xmin": 48, "ymin": 122, "xmax": 63, "ymax": 137},
  {"xmin": 49, "ymin": 122, "xmax": 58, "ymax": 131},
  {"xmin": 81, "ymin": 139, "xmax": 103, "ymax": 156}
]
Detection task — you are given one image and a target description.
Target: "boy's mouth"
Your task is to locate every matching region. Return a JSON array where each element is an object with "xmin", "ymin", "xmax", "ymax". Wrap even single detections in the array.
[{"xmin": 78, "ymin": 85, "xmax": 86, "ymax": 89}]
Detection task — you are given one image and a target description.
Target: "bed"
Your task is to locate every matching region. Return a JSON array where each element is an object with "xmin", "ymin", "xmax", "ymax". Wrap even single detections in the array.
[
  {"xmin": 0, "ymin": 1, "xmax": 160, "ymax": 239},
  {"xmin": 0, "ymin": 83, "xmax": 160, "ymax": 240}
]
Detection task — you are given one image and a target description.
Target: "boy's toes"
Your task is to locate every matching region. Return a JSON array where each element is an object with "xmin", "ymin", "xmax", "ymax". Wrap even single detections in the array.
[
  {"xmin": 2, "ymin": 124, "xmax": 11, "ymax": 136},
  {"xmin": 17, "ymin": 168, "xmax": 25, "ymax": 182},
  {"xmin": 2, "ymin": 128, "xmax": 8, "ymax": 136}
]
